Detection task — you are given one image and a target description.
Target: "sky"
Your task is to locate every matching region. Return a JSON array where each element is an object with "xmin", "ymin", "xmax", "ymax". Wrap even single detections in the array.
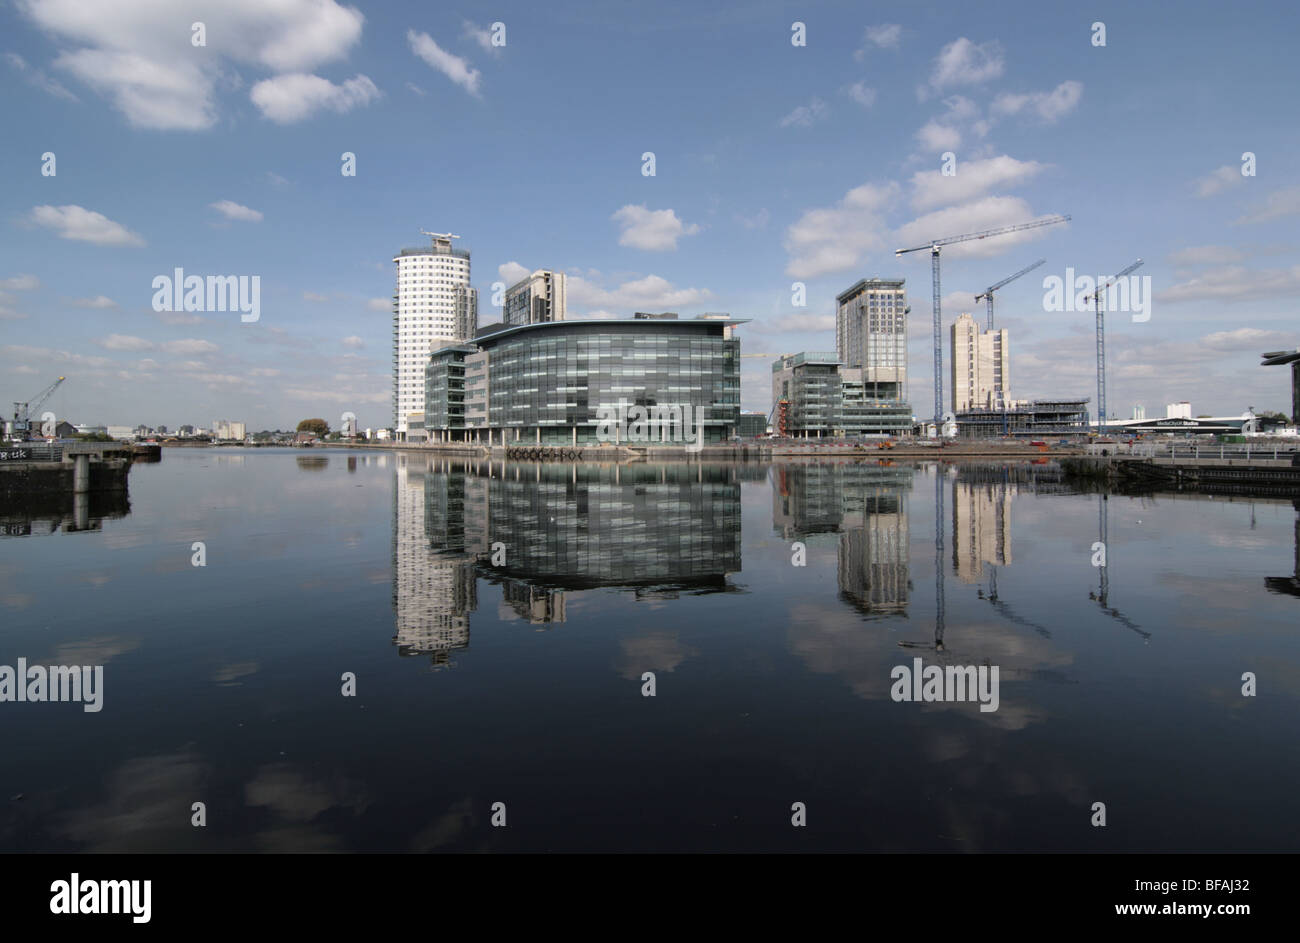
[{"xmin": 1, "ymin": 0, "xmax": 1297, "ymax": 431}]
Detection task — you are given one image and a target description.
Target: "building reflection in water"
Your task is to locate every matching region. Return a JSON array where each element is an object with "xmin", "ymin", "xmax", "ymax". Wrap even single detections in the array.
[
  {"xmin": 1264, "ymin": 499, "xmax": 1300, "ymax": 598},
  {"xmin": 392, "ymin": 455, "xmax": 742, "ymax": 665},
  {"xmin": 951, "ymin": 472, "xmax": 1013, "ymax": 584},
  {"xmin": 771, "ymin": 463, "xmax": 913, "ymax": 614}
]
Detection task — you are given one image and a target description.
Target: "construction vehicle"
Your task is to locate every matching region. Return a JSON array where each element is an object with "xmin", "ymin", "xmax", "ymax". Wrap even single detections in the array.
[{"xmin": 8, "ymin": 376, "xmax": 65, "ymax": 441}]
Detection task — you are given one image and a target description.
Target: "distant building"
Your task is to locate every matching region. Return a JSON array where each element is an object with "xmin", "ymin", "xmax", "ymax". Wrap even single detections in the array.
[
  {"xmin": 425, "ymin": 317, "xmax": 744, "ymax": 445},
  {"xmin": 737, "ymin": 412, "xmax": 769, "ymax": 437},
  {"xmin": 771, "ymin": 352, "xmax": 910, "ymax": 437},
  {"xmin": 212, "ymin": 420, "xmax": 246, "ymax": 441},
  {"xmin": 835, "ymin": 278, "xmax": 907, "ymax": 401},
  {"xmin": 178, "ymin": 424, "xmax": 195, "ymax": 436},
  {"xmin": 1131, "ymin": 404, "xmax": 1146, "ymax": 421},
  {"xmin": 106, "ymin": 425, "xmax": 134, "ymax": 440},
  {"xmin": 393, "ymin": 231, "xmax": 478, "ymax": 442},
  {"xmin": 504, "ymin": 269, "xmax": 566, "ymax": 326},
  {"xmin": 1165, "ymin": 401, "xmax": 1192, "ymax": 420},
  {"xmin": 951, "ymin": 312, "xmax": 1010, "ymax": 412},
  {"xmin": 953, "ymin": 399, "xmax": 1089, "ymax": 438},
  {"xmin": 54, "ymin": 421, "xmax": 77, "ymax": 438}
]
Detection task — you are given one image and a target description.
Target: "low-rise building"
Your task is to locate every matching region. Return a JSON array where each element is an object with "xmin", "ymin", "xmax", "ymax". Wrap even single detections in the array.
[
  {"xmin": 425, "ymin": 317, "xmax": 744, "ymax": 445},
  {"xmin": 737, "ymin": 412, "xmax": 769, "ymax": 437},
  {"xmin": 771, "ymin": 352, "xmax": 911, "ymax": 437},
  {"xmin": 954, "ymin": 399, "xmax": 1090, "ymax": 437}
]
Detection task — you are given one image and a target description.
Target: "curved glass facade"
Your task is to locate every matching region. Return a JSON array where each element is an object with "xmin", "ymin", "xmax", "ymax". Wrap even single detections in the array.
[{"xmin": 426, "ymin": 320, "xmax": 742, "ymax": 445}]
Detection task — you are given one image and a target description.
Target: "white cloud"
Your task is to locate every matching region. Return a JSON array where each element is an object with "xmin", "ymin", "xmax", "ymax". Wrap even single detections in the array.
[
  {"xmin": 2, "ymin": 344, "xmax": 111, "ymax": 367},
  {"xmin": 921, "ymin": 38, "xmax": 1004, "ymax": 99},
  {"xmin": 249, "ymin": 367, "xmax": 281, "ymax": 377},
  {"xmin": 210, "ymin": 200, "xmax": 263, "ymax": 222},
  {"xmin": 846, "ymin": 82, "xmax": 876, "ymax": 107},
  {"xmin": 72, "ymin": 295, "xmax": 119, "ymax": 309},
  {"xmin": 498, "ymin": 261, "xmax": 531, "ymax": 286},
  {"xmin": 779, "ymin": 97, "xmax": 828, "ymax": 127},
  {"xmin": 1193, "ymin": 166, "xmax": 1244, "ymax": 199},
  {"xmin": 405, "ymin": 82, "xmax": 426, "ymax": 96},
  {"xmin": 1200, "ymin": 327, "xmax": 1295, "ymax": 349},
  {"xmin": 897, "ymin": 196, "xmax": 1062, "ymax": 259},
  {"xmin": 1168, "ymin": 245, "xmax": 1245, "ymax": 266},
  {"xmin": 161, "ymin": 339, "xmax": 219, "ymax": 355},
  {"xmin": 341, "ymin": 335, "xmax": 365, "ymax": 349},
  {"xmin": 0, "ymin": 274, "xmax": 39, "ymax": 291},
  {"xmin": 855, "ymin": 24, "xmax": 902, "ymax": 59},
  {"xmin": 3, "ymin": 51, "xmax": 78, "ymax": 101},
  {"xmin": 990, "ymin": 81, "xmax": 1083, "ymax": 123},
  {"xmin": 266, "ymin": 171, "xmax": 290, "ymax": 187},
  {"xmin": 303, "ymin": 291, "xmax": 329, "ymax": 302},
  {"xmin": 17, "ymin": 0, "xmax": 366, "ymax": 130},
  {"xmin": 748, "ymin": 312, "xmax": 838, "ymax": 335},
  {"xmin": 250, "ymin": 73, "xmax": 379, "ymax": 123},
  {"xmin": 611, "ymin": 205, "xmax": 701, "ymax": 251},
  {"xmin": 462, "ymin": 20, "xmax": 499, "ymax": 54},
  {"xmin": 1235, "ymin": 185, "xmax": 1300, "ymax": 224},
  {"xmin": 783, "ymin": 181, "xmax": 899, "ymax": 278},
  {"xmin": 29, "ymin": 205, "xmax": 144, "ymax": 247},
  {"xmin": 910, "ymin": 155, "xmax": 1046, "ymax": 212},
  {"xmin": 54, "ymin": 49, "xmax": 215, "ymax": 129},
  {"xmin": 1158, "ymin": 265, "xmax": 1300, "ymax": 302},
  {"xmin": 408, "ymin": 29, "xmax": 481, "ymax": 96},
  {"xmin": 98, "ymin": 334, "xmax": 153, "ymax": 351},
  {"xmin": 366, "ymin": 298, "xmax": 390, "ymax": 312},
  {"xmin": 286, "ymin": 387, "xmax": 388, "ymax": 404},
  {"xmin": 915, "ymin": 121, "xmax": 961, "ymax": 152},
  {"xmin": 567, "ymin": 273, "xmax": 712, "ymax": 312},
  {"xmin": 153, "ymin": 310, "xmax": 203, "ymax": 325},
  {"xmin": 735, "ymin": 208, "xmax": 770, "ymax": 231}
]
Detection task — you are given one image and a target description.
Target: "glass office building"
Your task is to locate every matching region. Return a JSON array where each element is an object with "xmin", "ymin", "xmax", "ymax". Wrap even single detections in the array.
[{"xmin": 425, "ymin": 318, "xmax": 744, "ymax": 445}]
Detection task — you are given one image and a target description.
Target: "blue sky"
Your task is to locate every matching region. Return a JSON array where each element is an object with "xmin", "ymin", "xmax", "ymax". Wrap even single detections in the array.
[{"xmin": 2, "ymin": 0, "xmax": 1297, "ymax": 430}]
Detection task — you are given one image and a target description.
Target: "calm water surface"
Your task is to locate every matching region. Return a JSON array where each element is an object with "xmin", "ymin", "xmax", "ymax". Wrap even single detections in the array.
[{"xmin": 1, "ymin": 447, "xmax": 1297, "ymax": 851}]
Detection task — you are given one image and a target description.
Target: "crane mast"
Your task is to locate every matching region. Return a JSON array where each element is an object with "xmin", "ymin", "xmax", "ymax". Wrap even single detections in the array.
[
  {"xmin": 896, "ymin": 216, "xmax": 1069, "ymax": 426},
  {"xmin": 1084, "ymin": 259, "xmax": 1142, "ymax": 432}
]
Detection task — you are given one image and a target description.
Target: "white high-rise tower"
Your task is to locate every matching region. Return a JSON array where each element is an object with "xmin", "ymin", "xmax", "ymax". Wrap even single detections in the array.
[
  {"xmin": 392, "ymin": 231, "xmax": 477, "ymax": 441},
  {"xmin": 950, "ymin": 312, "xmax": 1010, "ymax": 412}
]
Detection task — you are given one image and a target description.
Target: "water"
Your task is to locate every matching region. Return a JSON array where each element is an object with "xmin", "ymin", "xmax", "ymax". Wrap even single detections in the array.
[{"xmin": 1, "ymin": 448, "xmax": 1297, "ymax": 852}]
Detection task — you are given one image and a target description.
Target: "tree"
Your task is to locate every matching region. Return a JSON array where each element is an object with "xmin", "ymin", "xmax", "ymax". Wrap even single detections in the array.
[{"xmin": 297, "ymin": 418, "xmax": 329, "ymax": 436}]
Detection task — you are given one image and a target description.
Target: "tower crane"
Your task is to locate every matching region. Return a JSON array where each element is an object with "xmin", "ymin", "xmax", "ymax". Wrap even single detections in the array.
[
  {"xmin": 974, "ymin": 259, "xmax": 1046, "ymax": 331},
  {"xmin": 10, "ymin": 376, "xmax": 65, "ymax": 440},
  {"xmin": 896, "ymin": 216, "xmax": 1070, "ymax": 425},
  {"xmin": 1083, "ymin": 259, "xmax": 1142, "ymax": 432}
]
